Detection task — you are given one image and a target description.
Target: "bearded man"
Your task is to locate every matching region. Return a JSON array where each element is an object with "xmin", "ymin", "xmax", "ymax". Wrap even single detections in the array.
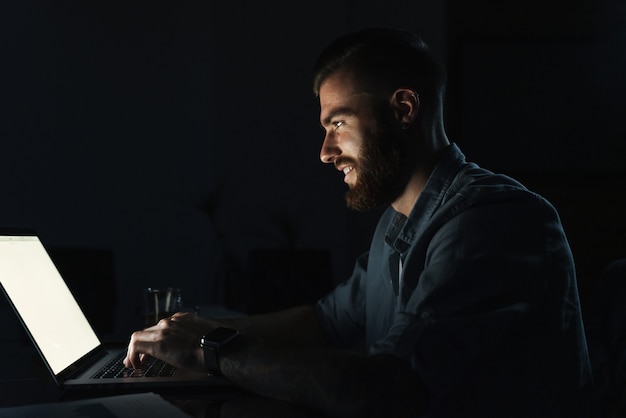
[{"xmin": 125, "ymin": 27, "xmax": 592, "ymax": 418}]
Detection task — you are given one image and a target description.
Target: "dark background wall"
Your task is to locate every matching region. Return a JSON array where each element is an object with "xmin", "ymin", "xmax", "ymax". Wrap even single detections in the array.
[{"xmin": 1, "ymin": 0, "xmax": 624, "ymax": 339}]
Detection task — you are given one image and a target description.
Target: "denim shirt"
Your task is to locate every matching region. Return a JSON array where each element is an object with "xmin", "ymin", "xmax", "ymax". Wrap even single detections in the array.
[{"xmin": 316, "ymin": 143, "xmax": 592, "ymax": 417}]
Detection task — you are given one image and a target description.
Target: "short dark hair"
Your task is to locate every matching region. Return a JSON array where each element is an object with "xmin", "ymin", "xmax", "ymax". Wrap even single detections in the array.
[{"xmin": 312, "ymin": 27, "xmax": 446, "ymax": 109}]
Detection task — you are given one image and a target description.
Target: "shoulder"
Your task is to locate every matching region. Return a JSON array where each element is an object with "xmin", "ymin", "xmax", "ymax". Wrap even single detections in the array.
[
  {"xmin": 425, "ymin": 143, "xmax": 556, "ymax": 221},
  {"xmin": 441, "ymin": 159, "xmax": 559, "ymax": 225}
]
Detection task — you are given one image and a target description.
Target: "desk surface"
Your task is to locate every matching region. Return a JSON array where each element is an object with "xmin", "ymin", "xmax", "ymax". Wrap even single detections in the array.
[
  {"xmin": 0, "ymin": 340, "xmax": 320, "ymax": 417},
  {"xmin": 0, "ymin": 303, "xmax": 321, "ymax": 417}
]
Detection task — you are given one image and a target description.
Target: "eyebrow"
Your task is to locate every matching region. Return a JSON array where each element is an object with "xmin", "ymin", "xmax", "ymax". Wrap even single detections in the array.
[{"xmin": 321, "ymin": 106, "xmax": 356, "ymax": 127}]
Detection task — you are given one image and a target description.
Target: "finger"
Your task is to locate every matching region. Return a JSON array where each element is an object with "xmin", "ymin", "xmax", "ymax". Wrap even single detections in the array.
[
  {"xmin": 124, "ymin": 330, "xmax": 157, "ymax": 369},
  {"xmin": 124, "ymin": 348, "xmax": 142, "ymax": 369},
  {"xmin": 139, "ymin": 352, "xmax": 152, "ymax": 365},
  {"xmin": 124, "ymin": 335, "xmax": 143, "ymax": 369},
  {"xmin": 126, "ymin": 339, "xmax": 159, "ymax": 369}
]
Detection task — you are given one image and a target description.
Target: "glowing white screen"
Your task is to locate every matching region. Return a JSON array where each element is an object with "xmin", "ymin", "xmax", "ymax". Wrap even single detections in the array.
[{"xmin": 0, "ymin": 235, "xmax": 100, "ymax": 374}]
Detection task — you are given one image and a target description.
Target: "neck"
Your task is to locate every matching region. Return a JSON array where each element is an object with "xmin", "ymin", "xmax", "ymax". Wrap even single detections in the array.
[
  {"xmin": 390, "ymin": 165, "xmax": 432, "ymax": 216},
  {"xmin": 391, "ymin": 126, "xmax": 449, "ymax": 217}
]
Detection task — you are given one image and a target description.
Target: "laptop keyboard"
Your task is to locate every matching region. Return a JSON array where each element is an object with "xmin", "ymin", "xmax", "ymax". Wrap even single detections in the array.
[{"xmin": 92, "ymin": 352, "xmax": 177, "ymax": 379}]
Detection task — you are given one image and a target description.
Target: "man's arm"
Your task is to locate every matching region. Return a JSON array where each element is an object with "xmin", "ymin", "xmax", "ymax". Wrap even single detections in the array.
[
  {"xmin": 214, "ymin": 305, "xmax": 329, "ymax": 348},
  {"xmin": 220, "ymin": 336, "xmax": 427, "ymax": 418},
  {"xmin": 123, "ymin": 304, "xmax": 326, "ymax": 371},
  {"xmin": 124, "ymin": 304, "xmax": 427, "ymax": 417}
]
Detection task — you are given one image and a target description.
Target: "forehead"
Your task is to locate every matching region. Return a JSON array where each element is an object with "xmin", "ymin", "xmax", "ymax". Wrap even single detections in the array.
[
  {"xmin": 319, "ymin": 69, "xmax": 359, "ymax": 99},
  {"xmin": 319, "ymin": 70, "xmax": 369, "ymax": 120}
]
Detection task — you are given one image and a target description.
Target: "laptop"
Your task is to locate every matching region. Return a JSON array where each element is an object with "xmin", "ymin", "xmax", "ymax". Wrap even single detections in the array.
[{"xmin": 0, "ymin": 228, "xmax": 232, "ymax": 392}]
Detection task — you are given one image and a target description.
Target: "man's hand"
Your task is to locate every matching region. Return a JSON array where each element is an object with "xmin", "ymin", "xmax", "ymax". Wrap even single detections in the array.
[{"xmin": 124, "ymin": 312, "xmax": 216, "ymax": 371}]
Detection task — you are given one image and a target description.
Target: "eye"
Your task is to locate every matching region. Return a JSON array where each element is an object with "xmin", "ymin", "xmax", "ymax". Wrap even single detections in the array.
[{"xmin": 333, "ymin": 120, "xmax": 344, "ymax": 130}]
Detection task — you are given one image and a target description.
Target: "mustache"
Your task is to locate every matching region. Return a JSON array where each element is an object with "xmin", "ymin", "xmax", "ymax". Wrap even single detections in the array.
[{"xmin": 334, "ymin": 157, "xmax": 358, "ymax": 169}]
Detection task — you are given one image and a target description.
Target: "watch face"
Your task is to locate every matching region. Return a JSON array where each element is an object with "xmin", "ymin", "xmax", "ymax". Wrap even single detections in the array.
[{"xmin": 201, "ymin": 327, "xmax": 239, "ymax": 376}]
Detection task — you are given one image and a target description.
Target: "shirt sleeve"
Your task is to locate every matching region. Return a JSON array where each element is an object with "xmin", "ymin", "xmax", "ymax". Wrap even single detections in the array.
[{"xmin": 315, "ymin": 252, "xmax": 369, "ymax": 350}]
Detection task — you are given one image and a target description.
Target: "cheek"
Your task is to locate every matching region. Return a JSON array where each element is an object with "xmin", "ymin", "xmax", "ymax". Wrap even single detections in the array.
[{"xmin": 346, "ymin": 130, "xmax": 368, "ymax": 158}]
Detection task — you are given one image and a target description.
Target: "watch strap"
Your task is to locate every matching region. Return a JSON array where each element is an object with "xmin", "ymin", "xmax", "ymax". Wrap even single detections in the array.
[
  {"xmin": 200, "ymin": 327, "xmax": 240, "ymax": 375},
  {"xmin": 200, "ymin": 337, "xmax": 220, "ymax": 375}
]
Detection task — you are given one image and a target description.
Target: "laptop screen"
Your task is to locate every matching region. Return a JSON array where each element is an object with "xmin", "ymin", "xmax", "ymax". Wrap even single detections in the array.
[{"xmin": 0, "ymin": 232, "xmax": 100, "ymax": 375}]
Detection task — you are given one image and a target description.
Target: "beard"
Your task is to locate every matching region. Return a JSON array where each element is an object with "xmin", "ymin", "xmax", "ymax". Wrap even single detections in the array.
[{"xmin": 344, "ymin": 114, "xmax": 408, "ymax": 212}]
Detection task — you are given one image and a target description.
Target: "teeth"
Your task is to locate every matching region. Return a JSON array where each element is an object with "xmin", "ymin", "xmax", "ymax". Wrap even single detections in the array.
[{"xmin": 343, "ymin": 166, "xmax": 353, "ymax": 175}]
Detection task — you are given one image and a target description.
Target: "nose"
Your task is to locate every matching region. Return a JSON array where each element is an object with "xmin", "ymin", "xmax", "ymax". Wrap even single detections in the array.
[{"xmin": 320, "ymin": 132, "xmax": 340, "ymax": 164}]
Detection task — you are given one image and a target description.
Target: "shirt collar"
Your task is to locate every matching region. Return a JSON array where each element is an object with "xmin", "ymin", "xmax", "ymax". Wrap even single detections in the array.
[{"xmin": 384, "ymin": 143, "xmax": 467, "ymax": 255}]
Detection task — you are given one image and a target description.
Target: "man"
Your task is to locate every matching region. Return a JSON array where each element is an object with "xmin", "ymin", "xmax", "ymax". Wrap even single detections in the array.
[{"xmin": 125, "ymin": 28, "xmax": 592, "ymax": 417}]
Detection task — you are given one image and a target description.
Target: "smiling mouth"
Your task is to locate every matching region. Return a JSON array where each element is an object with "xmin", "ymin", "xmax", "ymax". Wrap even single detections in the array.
[{"xmin": 341, "ymin": 166, "xmax": 356, "ymax": 185}]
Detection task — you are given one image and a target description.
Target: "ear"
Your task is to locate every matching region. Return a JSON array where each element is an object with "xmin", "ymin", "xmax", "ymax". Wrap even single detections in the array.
[{"xmin": 391, "ymin": 88, "xmax": 419, "ymax": 128}]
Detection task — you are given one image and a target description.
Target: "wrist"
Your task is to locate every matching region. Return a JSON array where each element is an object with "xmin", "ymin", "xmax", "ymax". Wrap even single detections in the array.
[{"xmin": 200, "ymin": 327, "xmax": 241, "ymax": 375}]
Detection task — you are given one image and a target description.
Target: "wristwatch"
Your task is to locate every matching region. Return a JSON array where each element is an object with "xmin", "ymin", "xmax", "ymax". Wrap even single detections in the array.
[{"xmin": 200, "ymin": 327, "xmax": 240, "ymax": 375}]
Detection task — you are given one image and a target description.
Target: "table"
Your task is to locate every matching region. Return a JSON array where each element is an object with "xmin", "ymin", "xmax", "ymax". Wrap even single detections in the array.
[{"xmin": 0, "ymin": 340, "xmax": 320, "ymax": 417}]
